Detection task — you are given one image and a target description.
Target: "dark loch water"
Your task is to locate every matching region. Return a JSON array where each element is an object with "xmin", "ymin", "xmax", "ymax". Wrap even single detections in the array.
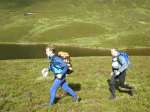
[{"xmin": 0, "ymin": 44, "xmax": 149, "ymax": 60}]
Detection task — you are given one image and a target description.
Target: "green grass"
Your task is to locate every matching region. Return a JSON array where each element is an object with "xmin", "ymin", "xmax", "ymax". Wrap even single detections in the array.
[
  {"xmin": 0, "ymin": 56, "xmax": 150, "ymax": 112},
  {"xmin": 0, "ymin": 0, "xmax": 150, "ymax": 48}
]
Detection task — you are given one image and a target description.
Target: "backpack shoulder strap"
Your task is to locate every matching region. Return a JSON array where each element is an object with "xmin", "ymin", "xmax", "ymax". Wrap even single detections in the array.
[{"xmin": 117, "ymin": 55, "xmax": 122, "ymax": 65}]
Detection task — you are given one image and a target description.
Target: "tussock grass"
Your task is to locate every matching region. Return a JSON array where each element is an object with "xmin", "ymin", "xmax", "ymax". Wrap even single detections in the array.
[{"xmin": 0, "ymin": 56, "xmax": 150, "ymax": 112}]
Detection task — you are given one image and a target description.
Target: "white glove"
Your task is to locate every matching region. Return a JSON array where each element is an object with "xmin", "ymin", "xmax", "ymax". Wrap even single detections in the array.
[
  {"xmin": 41, "ymin": 68, "xmax": 49, "ymax": 77},
  {"xmin": 56, "ymin": 74, "xmax": 63, "ymax": 79},
  {"xmin": 114, "ymin": 71, "xmax": 120, "ymax": 76}
]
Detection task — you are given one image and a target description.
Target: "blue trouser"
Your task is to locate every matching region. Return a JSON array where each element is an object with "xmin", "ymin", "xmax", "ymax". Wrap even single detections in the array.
[{"xmin": 50, "ymin": 78, "xmax": 77, "ymax": 105}]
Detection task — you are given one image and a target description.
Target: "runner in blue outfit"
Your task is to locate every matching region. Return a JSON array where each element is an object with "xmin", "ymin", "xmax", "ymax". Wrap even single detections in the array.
[{"xmin": 45, "ymin": 47, "xmax": 80, "ymax": 105}]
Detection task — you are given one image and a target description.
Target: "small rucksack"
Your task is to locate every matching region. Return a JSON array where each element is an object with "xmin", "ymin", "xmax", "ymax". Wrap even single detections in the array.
[
  {"xmin": 58, "ymin": 51, "xmax": 73, "ymax": 74},
  {"xmin": 118, "ymin": 51, "xmax": 130, "ymax": 66}
]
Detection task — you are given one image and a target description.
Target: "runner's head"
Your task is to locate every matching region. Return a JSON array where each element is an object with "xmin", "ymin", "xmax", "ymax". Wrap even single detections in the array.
[
  {"xmin": 46, "ymin": 46, "xmax": 55, "ymax": 57},
  {"xmin": 111, "ymin": 48, "xmax": 118, "ymax": 57}
]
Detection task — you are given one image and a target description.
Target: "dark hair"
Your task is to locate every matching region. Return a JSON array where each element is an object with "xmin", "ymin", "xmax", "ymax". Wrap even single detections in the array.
[{"xmin": 46, "ymin": 45, "xmax": 55, "ymax": 53}]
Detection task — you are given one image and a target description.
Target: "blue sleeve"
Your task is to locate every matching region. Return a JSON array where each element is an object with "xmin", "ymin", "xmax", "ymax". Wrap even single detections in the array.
[
  {"xmin": 59, "ymin": 58, "xmax": 68, "ymax": 75},
  {"xmin": 48, "ymin": 56, "xmax": 52, "ymax": 71},
  {"xmin": 48, "ymin": 64, "xmax": 52, "ymax": 71},
  {"xmin": 118, "ymin": 56, "xmax": 128, "ymax": 72},
  {"xmin": 60, "ymin": 63, "xmax": 68, "ymax": 75}
]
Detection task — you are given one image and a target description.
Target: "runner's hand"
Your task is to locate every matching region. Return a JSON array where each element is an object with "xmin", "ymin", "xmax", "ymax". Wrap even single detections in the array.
[{"xmin": 114, "ymin": 71, "xmax": 120, "ymax": 76}]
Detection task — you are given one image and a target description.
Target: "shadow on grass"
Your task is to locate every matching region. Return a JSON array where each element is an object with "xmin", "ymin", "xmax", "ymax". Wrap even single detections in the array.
[{"xmin": 68, "ymin": 83, "xmax": 81, "ymax": 92}]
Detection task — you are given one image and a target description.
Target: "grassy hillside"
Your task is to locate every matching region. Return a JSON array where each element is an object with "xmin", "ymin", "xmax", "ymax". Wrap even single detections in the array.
[
  {"xmin": 0, "ymin": 57, "xmax": 150, "ymax": 112},
  {"xmin": 0, "ymin": 0, "xmax": 150, "ymax": 48}
]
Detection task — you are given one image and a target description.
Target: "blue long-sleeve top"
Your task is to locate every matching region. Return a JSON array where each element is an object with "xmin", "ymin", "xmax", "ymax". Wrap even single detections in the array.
[
  {"xmin": 48, "ymin": 55, "xmax": 68, "ymax": 76},
  {"xmin": 117, "ymin": 53, "xmax": 128, "ymax": 72}
]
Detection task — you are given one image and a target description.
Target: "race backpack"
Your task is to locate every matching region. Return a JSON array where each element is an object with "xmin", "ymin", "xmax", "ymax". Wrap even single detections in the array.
[
  {"xmin": 118, "ymin": 51, "xmax": 130, "ymax": 66},
  {"xmin": 57, "ymin": 51, "xmax": 73, "ymax": 74}
]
